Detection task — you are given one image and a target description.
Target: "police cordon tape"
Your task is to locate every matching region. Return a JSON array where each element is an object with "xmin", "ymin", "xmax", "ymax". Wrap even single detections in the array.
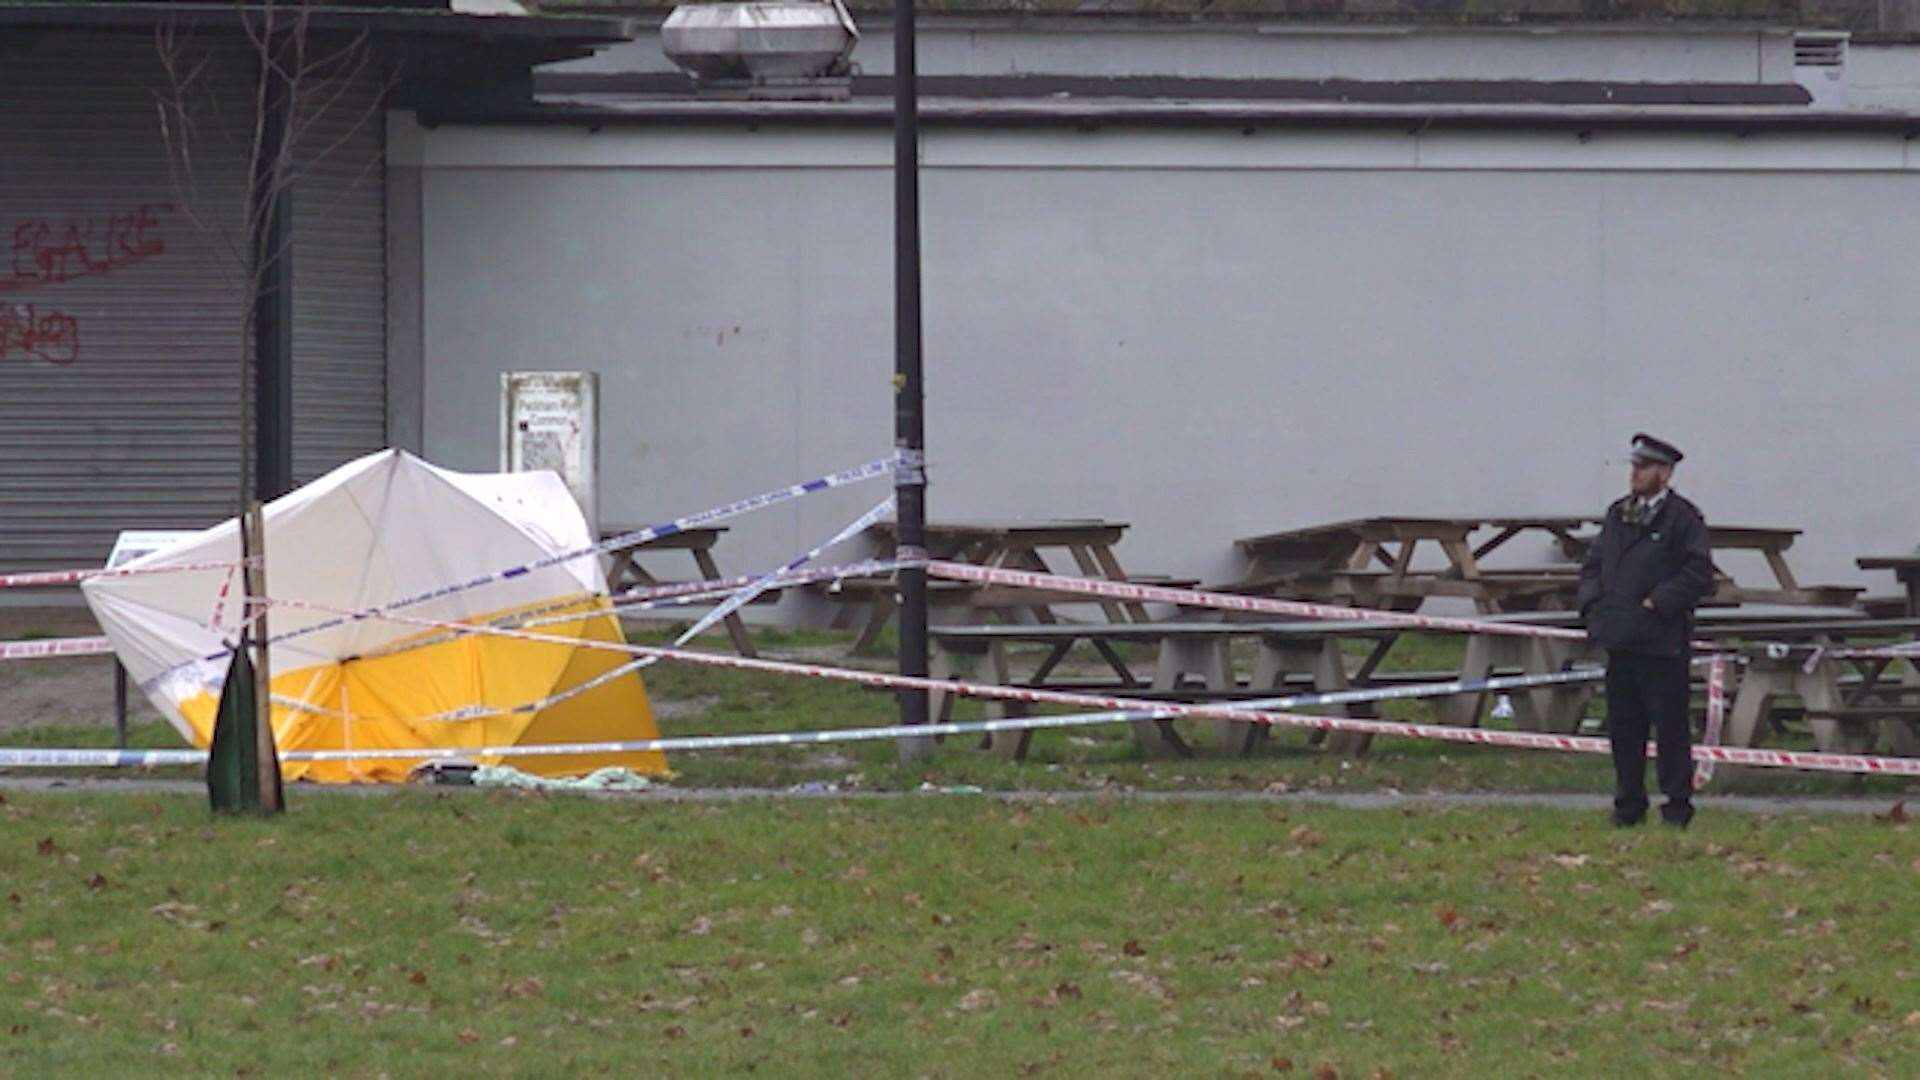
[
  {"xmin": 137, "ymin": 452, "xmax": 905, "ymax": 693},
  {"xmin": 1694, "ymin": 653, "xmax": 1729, "ymax": 789},
  {"xmin": 0, "ymin": 655, "xmax": 1900, "ymax": 776},
  {"xmin": 400, "ymin": 498, "xmax": 900, "ymax": 724},
  {"xmin": 1, "ymin": 668, "xmax": 1609, "ymax": 768},
  {"xmin": 0, "ymin": 556, "xmax": 257, "ymax": 591},
  {"xmin": 228, "ymin": 592, "xmax": 1920, "ymax": 777},
  {"xmin": 0, "ymin": 635, "xmax": 115, "ymax": 661},
  {"xmin": 348, "ymin": 557, "xmax": 923, "ymax": 666},
  {"xmin": 928, "ymin": 560, "xmax": 1594, "ymax": 645}
]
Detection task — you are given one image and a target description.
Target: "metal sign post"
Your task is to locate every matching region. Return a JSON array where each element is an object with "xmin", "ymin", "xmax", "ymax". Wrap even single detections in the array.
[{"xmin": 893, "ymin": 0, "xmax": 932, "ymax": 760}]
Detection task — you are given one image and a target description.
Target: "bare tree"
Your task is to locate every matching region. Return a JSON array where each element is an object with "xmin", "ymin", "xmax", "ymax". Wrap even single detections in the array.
[{"xmin": 151, "ymin": 2, "xmax": 393, "ymax": 812}]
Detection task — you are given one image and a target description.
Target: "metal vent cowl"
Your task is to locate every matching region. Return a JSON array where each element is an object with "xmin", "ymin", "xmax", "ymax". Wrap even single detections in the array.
[{"xmin": 661, "ymin": 1, "xmax": 858, "ymax": 83}]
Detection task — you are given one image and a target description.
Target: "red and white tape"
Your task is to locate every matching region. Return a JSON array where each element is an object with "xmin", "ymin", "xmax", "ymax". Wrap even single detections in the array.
[
  {"xmin": 249, "ymin": 594, "xmax": 1920, "ymax": 777},
  {"xmin": 1694, "ymin": 653, "xmax": 1729, "ymax": 788},
  {"xmin": 0, "ymin": 635, "xmax": 115, "ymax": 662},
  {"xmin": 926, "ymin": 561, "xmax": 1597, "ymax": 642},
  {"xmin": 0, "ymin": 557, "xmax": 252, "ymax": 591}
]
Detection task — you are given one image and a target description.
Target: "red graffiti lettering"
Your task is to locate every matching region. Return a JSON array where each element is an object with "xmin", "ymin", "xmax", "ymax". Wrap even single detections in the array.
[
  {"xmin": 0, "ymin": 204, "xmax": 170, "ymax": 292},
  {"xmin": 0, "ymin": 303, "xmax": 80, "ymax": 366}
]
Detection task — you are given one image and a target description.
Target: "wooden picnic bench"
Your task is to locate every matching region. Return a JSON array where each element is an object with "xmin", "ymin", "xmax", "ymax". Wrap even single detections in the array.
[
  {"xmin": 816, "ymin": 518, "xmax": 1188, "ymax": 650},
  {"xmin": 928, "ymin": 619, "xmax": 1407, "ymax": 760},
  {"xmin": 1856, "ymin": 555, "xmax": 1920, "ymax": 617},
  {"xmin": 598, "ymin": 525, "xmax": 766, "ymax": 657},
  {"xmin": 1692, "ymin": 616, "xmax": 1920, "ymax": 756},
  {"xmin": 1228, "ymin": 516, "xmax": 1862, "ymax": 614}
]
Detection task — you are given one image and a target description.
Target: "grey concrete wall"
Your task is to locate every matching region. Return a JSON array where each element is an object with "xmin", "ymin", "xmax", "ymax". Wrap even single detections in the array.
[
  {"xmin": 404, "ymin": 120, "xmax": 1920, "ymax": 609},
  {"xmin": 553, "ymin": 22, "xmax": 1796, "ymax": 85},
  {"xmin": 1845, "ymin": 43, "xmax": 1920, "ymax": 109}
]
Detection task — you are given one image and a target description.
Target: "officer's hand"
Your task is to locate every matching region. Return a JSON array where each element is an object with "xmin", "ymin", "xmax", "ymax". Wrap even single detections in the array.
[{"xmin": 1642, "ymin": 598, "xmax": 1656, "ymax": 611}]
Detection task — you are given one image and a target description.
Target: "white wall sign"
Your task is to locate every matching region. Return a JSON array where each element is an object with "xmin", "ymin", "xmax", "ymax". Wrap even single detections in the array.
[
  {"xmin": 106, "ymin": 530, "xmax": 199, "ymax": 570},
  {"xmin": 501, "ymin": 371, "xmax": 599, "ymax": 534}
]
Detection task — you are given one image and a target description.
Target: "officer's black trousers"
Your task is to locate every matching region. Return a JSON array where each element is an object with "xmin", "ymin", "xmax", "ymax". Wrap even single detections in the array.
[{"xmin": 1605, "ymin": 650, "xmax": 1694, "ymax": 822}]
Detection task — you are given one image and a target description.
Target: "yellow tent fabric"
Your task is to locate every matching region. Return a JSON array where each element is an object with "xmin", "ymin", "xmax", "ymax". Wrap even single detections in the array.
[{"xmin": 83, "ymin": 451, "xmax": 666, "ymax": 783}]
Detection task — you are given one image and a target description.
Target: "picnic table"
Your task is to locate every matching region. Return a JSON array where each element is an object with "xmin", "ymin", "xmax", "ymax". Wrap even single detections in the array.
[
  {"xmin": 598, "ymin": 525, "xmax": 761, "ymax": 657},
  {"xmin": 1856, "ymin": 555, "xmax": 1920, "ymax": 616},
  {"xmin": 926, "ymin": 604, "xmax": 1918, "ymax": 761},
  {"xmin": 1229, "ymin": 516, "xmax": 1604, "ymax": 613},
  {"xmin": 1227, "ymin": 516, "xmax": 1861, "ymax": 613},
  {"xmin": 820, "ymin": 518, "xmax": 1178, "ymax": 651}
]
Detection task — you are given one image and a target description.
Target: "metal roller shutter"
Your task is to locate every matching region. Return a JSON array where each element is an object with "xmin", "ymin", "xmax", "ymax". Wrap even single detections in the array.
[
  {"xmin": 291, "ymin": 60, "xmax": 387, "ymax": 484},
  {"xmin": 0, "ymin": 31, "xmax": 389, "ymax": 574},
  {"xmin": 0, "ymin": 33, "xmax": 251, "ymax": 575}
]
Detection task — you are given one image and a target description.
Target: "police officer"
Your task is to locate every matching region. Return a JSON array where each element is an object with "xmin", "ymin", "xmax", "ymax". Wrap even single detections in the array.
[{"xmin": 1575, "ymin": 434, "xmax": 1714, "ymax": 828}]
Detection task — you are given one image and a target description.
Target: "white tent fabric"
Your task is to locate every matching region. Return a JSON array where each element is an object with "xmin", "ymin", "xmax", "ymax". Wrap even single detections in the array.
[{"xmin": 82, "ymin": 449, "xmax": 608, "ymax": 744}]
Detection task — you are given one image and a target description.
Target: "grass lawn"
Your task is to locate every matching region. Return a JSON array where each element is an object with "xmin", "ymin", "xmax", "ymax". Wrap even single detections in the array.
[{"xmin": 1, "ymin": 792, "xmax": 1915, "ymax": 1076}]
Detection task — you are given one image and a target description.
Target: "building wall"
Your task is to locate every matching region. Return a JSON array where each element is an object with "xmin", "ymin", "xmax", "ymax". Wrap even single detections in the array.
[
  {"xmin": 553, "ymin": 21, "xmax": 1800, "ymax": 85},
  {"xmin": 399, "ymin": 118, "xmax": 1920, "ymax": 606}
]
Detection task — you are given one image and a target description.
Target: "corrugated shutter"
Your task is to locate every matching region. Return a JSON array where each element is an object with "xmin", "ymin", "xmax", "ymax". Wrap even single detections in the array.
[
  {"xmin": 0, "ymin": 31, "xmax": 390, "ymax": 574},
  {"xmin": 291, "ymin": 61, "xmax": 387, "ymax": 484},
  {"xmin": 0, "ymin": 33, "xmax": 251, "ymax": 575}
]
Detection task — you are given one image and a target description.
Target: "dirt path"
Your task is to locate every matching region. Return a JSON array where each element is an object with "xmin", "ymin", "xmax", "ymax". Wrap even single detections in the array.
[{"xmin": 0, "ymin": 606, "xmax": 163, "ymax": 731}]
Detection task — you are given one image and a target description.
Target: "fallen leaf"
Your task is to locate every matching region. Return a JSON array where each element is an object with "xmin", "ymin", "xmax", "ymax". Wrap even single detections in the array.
[
  {"xmin": 1122, "ymin": 939, "xmax": 1146, "ymax": 957},
  {"xmin": 1272, "ymin": 1058, "xmax": 1294, "ymax": 1072},
  {"xmin": 85, "ymin": 874, "xmax": 109, "ymax": 890},
  {"xmin": 1289, "ymin": 826, "xmax": 1324, "ymax": 849},
  {"xmin": 298, "ymin": 953, "xmax": 338, "ymax": 972},
  {"xmin": 1875, "ymin": 801, "xmax": 1908, "ymax": 824},
  {"xmin": 1053, "ymin": 981, "xmax": 1081, "ymax": 1001},
  {"xmin": 662, "ymin": 1025, "xmax": 686, "ymax": 1040},
  {"xmin": 499, "ymin": 1036, "xmax": 518, "ymax": 1048},
  {"xmin": 407, "ymin": 971, "xmax": 428, "ymax": 987},
  {"xmin": 1436, "ymin": 906, "xmax": 1463, "ymax": 931},
  {"xmin": 1314, "ymin": 1065, "xmax": 1339, "ymax": 1080},
  {"xmin": 34, "ymin": 837, "xmax": 56, "ymax": 857},
  {"xmin": 957, "ymin": 989, "xmax": 995, "ymax": 1012},
  {"xmin": 1643, "ymin": 899, "xmax": 1674, "ymax": 916},
  {"xmin": 457, "ymin": 1030, "xmax": 480, "ymax": 1045},
  {"xmin": 1291, "ymin": 950, "xmax": 1335, "ymax": 971},
  {"xmin": 1550, "ymin": 854, "xmax": 1589, "ymax": 870},
  {"xmin": 687, "ymin": 916, "xmax": 712, "ymax": 936}
]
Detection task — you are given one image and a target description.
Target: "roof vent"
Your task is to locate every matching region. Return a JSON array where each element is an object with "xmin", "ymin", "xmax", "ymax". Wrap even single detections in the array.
[
  {"xmin": 661, "ymin": 0, "xmax": 859, "ymax": 100},
  {"xmin": 1792, "ymin": 32, "xmax": 1848, "ymax": 108},
  {"xmin": 1793, "ymin": 32, "xmax": 1847, "ymax": 68}
]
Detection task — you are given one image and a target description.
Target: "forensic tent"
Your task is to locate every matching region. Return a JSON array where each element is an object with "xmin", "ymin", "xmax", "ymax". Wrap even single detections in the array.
[{"xmin": 82, "ymin": 449, "xmax": 665, "ymax": 783}]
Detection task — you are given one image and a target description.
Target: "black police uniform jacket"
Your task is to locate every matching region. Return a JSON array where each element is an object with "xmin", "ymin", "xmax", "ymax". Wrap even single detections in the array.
[{"xmin": 1575, "ymin": 493, "xmax": 1714, "ymax": 657}]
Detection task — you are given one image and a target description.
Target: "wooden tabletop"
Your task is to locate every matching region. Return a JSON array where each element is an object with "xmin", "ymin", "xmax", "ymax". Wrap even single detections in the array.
[
  {"xmin": 1235, "ymin": 517, "xmax": 1477, "ymax": 553},
  {"xmin": 1857, "ymin": 555, "xmax": 1920, "ymax": 571},
  {"xmin": 597, "ymin": 525, "xmax": 727, "ymax": 550},
  {"xmin": 871, "ymin": 518, "xmax": 1127, "ymax": 537}
]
